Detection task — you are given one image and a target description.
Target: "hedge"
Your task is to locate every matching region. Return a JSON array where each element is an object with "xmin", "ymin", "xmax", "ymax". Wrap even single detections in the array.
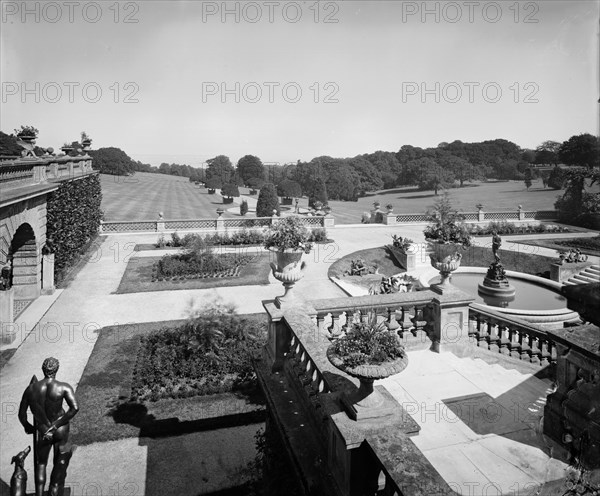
[{"xmin": 46, "ymin": 174, "xmax": 103, "ymax": 284}]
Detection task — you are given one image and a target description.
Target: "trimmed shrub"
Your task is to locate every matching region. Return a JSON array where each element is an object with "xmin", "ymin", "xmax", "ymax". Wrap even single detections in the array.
[
  {"xmin": 240, "ymin": 200, "xmax": 249, "ymax": 216},
  {"xmin": 256, "ymin": 183, "xmax": 280, "ymax": 217},
  {"xmin": 46, "ymin": 173, "xmax": 103, "ymax": 284},
  {"xmin": 309, "ymin": 181, "xmax": 328, "ymax": 208}
]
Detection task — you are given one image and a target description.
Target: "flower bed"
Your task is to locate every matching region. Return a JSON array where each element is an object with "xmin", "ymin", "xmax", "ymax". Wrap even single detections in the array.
[
  {"xmin": 467, "ymin": 220, "xmax": 570, "ymax": 236},
  {"xmin": 152, "ymin": 252, "xmax": 254, "ymax": 281},
  {"xmin": 156, "ymin": 227, "xmax": 328, "ymax": 249},
  {"xmin": 131, "ymin": 303, "xmax": 266, "ymax": 402}
]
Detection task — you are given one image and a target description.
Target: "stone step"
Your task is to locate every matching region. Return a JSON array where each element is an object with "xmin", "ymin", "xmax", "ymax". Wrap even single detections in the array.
[
  {"xmin": 586, "ymin": 265, "xmax": 600, "ymax": 274},
  {"xmin": 571, "ymin": 273, "xmax": 600, "ymax": 283}
]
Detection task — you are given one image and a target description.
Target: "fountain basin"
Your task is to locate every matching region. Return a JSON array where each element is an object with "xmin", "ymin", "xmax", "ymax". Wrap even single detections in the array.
[{"xmin": 424, "ymin": 267, "xmax": 581, "ymax": 328}]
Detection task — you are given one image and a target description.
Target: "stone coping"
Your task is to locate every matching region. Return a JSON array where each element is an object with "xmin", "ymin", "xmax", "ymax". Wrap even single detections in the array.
[{"xmin": 547, "ymin": 324, "xmax": 600, "ymax": 361}]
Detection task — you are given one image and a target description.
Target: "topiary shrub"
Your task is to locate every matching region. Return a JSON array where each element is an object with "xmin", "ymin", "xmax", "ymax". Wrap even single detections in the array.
[
  {"xmin": 221, "ymin": 183, "xmax": 240, "ymax": 200},
  {"xmin": 240, "ymin": 200, "xmax": 249, "ymax": 216},
  {"xmin": 256, "ymin": 183, "xmax": 280, "ymax": 217}
]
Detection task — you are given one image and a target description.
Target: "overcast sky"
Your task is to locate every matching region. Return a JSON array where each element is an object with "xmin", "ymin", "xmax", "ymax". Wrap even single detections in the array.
[{"xmin": 1, "ymin": 0, "xmax": 598, "ymax": 166}]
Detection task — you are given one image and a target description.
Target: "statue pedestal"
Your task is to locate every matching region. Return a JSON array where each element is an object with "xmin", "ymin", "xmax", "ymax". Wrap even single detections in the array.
[{"xmin": 477, "ymin": 262, "xmax": 515, "ymax": 306}]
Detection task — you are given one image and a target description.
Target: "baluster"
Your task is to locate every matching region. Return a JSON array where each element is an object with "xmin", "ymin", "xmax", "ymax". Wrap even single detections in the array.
[
  {"xmin": 519, "ymin": 330, "xmax": 531, "ymax": 361},
  {"xmin": 328, "ymin": 312, "xmax": 342, "ymax": 338},
  {"xmin": 385, "ymin": 306, "xmax": 400, "ymax": 332},
  {"xmin": 498, "ymin": 324, "xmax": 510, "ymax": 355}
]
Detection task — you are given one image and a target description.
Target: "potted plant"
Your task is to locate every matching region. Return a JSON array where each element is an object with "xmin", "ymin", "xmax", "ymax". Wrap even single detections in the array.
[
  {"xmin": 386, "ymin": 234, "xmax": 417, "ymax": 271},
  {"xmin": 264, "ymin": 216, "xmax": 312, "ymax": 305},
  {"xmin": 386, "ymin": 203, "xmax": 394, "ymax": 213},
  {"xmin": 220, "ymin": 183, "xmax": 239, "ymax": 204},
  {"xmin": 61, "ymin": 142, "xmax": 74, "ymax": 155},
  {"xmin": 327, "ymin": 312, "xmax": 408, "ymax": 420},
  {"xmin": 14, "ymin": 125, "xmax": 38, "ymax": 143},
  {"xmin": 80, "ymin": 131, "xmax": 92, "ymax": 149},
  {"xmin": 423, "ymin": 194, "xmax": 472, "ymax": 289}
]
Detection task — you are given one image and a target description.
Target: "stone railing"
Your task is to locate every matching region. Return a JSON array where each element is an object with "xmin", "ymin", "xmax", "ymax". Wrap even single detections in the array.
[
  {"xmin": 257, "ymin": 285, "xmax": 575, "ymax": 494},
  {"xmin": 0, "ymin": 154, "xmax": 94, "ymax": 193},
  {"xmin": 100, "ymin": 215, "xmax": 333, "ymax": 233},
  {"xmin": 468, "ymin": 303, "xmax": 557, "ymax": 366},
  {"xmin": 310, "ymin": 292, "xmax": 436, "ymax": 350},
  {"xmin": 385, "ymin": 208, "xmax": 557, "ymax": 225}
]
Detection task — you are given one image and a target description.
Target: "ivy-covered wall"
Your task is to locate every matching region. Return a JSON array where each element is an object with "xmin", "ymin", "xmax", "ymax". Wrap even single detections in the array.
[{"xmin": 46, "ymin": 173, "xmax": 103, "ymax": 283}]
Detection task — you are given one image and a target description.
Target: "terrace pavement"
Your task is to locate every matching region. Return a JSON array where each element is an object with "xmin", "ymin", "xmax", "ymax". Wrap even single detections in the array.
[{"xmin": 0, "ymin": 224, "xmax": 597, "ymax": 494}]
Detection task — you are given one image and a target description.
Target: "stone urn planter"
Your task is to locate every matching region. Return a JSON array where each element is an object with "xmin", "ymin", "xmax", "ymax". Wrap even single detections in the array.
[
  {"xmin": 428, "ymin": 242, "xmax": 464, "ymax": 288},
  {"xmin": 268, "ymin": 248, "xmax": 306, "ymax": 305},
  {"xmin": 327, "ymin": 347, "xmax": 408, "ymax": 421},
  {"xmin": 264, "ymin": 216, "xmax": 312, "ymax": 306}
]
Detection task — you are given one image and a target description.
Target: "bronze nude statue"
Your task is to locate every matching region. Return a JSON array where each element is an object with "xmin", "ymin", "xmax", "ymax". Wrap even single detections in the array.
[
  {"xmin": 18, "ymin": 357, "xmax": 79, "ymax": 496},
  {"xmin": 491, "ymin": 231, "xmax": 502, "ymax": 263}
]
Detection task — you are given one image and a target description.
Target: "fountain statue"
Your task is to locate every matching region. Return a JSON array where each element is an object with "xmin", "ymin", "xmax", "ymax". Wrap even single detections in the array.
[{"xmin": 477, "ymin": 232, "xmax": 516, "ymax": 305}]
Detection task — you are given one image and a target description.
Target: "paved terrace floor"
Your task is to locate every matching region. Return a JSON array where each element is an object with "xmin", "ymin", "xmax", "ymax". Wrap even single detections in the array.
[{"xmin": 0, "ymin": 224, "xmax": 597, "ymax": 494}]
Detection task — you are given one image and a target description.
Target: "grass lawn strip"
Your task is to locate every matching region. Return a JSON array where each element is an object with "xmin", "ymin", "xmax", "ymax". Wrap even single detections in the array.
[
  {"xmin": 71, "ymin": 318, "xmax": 266, "ymax": 446},
  {"xmin": 115, "ymin": 252, "xmax": 272, "ymax": 294}
]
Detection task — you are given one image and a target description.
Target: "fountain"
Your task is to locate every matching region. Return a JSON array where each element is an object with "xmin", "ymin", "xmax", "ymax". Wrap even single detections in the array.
[{"xmin": 476, "ymin": 233, "xmax": 515, "ymax": 306}]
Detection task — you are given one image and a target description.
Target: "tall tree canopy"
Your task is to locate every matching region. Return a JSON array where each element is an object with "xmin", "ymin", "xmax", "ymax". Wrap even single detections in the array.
[
  {"xmin": 558, "ymin": 134, "xmax": 600, "ymax": 168},
  {"xmin": 206, "ymin": 155, "xmax": 235, "ymax": 183},
  {"xmin": 236, "ymin": 155, "xmax": 266, "ymax": 184},
  {"xmin": 89, "ymin": 147, "xmax": 135, "ymax": 176}
]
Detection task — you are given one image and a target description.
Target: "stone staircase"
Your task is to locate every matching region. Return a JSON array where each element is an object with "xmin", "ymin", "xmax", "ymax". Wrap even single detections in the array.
[
  {"xmin": 563, "ymin": 264, "xmax": 600, "ymax": 286},
  {"xmin": 440, "ymin": 352, "xmax": 555, "ymax": 425}
]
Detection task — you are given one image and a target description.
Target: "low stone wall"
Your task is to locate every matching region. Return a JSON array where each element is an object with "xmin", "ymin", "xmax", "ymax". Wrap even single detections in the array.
[{"xmin": 550, "ymin": 261, "xmax": 595, "ymax": 283}]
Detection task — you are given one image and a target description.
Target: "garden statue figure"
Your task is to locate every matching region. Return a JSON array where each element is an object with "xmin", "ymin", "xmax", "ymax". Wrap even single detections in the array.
[
  {"xmin": 10, "ymin": 446, "xmax": 31, "ymax": 496},
  {"xmin": 492, "ymin": 231, "xmax": 501, "ymax": 263},
  {"xmin": 294, "ymin": 198, "xmax": 300, "ymax": 214},
  {"xmin": 18, "ymin": 357, "xmax": 79, "ymax": 496}
]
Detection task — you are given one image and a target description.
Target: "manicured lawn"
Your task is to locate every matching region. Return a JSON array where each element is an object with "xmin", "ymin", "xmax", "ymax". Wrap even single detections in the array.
[
  {"xmin": 515, "ymin": 236, "xmax": 600, "ymax": 257},
  {"xmin": 115, "ymin": 252, "xmax": 272, "ymax": 294},
  {"xmin": 71, "ymin": 318, "xmax": 266, "ymax": 446},
  {"xmin": 326, "ymin": 180, "xmax": 568, "ymax": 225},
  {"xmin": 100, "ymin": 172, "xmax": 243, "ymax": 221}
]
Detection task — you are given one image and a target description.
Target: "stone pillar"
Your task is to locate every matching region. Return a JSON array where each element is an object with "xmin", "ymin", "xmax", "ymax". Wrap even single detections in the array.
[
  {"xmin": 383, "ymin": 213, "xmax": 397, "ymax": 225},
  {"xmin": 429, "ymin": 286, "xmax": 475, "ymax": 353},
  {"xmin": 216, "ymin": 217, "xmax": 225, "ymax": 233},
  {"xmin": 262, "ymin": 301, "xmax": 287, "ymax": 371},
  {"xmin": 518, "ymin": 205, "xmax": 525, "ymax": 221},
  {"xmin": 0, "ymin": 288, "xmax": 15, "ymax": 343},
  {"xmin": 477, "ymin": 208, "xmax": 484, "ymax": 222},
  {"xmin": 41, "ymin": 253, "xmax": 55, "ymax": 295},
  {"xmin": 156, "ymin": 212, "xmax": 165, "ymax": 232},
  {"xmin": 323, "ymin": 214, "xmax": 335, "ymax": 228}
]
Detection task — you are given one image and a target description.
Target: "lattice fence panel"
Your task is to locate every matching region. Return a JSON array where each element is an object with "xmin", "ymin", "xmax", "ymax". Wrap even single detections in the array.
[
  {"xmin": 165, "ymin": 220, "xmax": 216, "ymax": 230},
  {"xmin": 299, "ymin": 217, "xmax": 324, "ymax": 227},
  {"xmin": 534, "ymin": 211, "xmax": 558, "ymax": 220},
  {"xmin": 484, "ymin": 212, "xmax": 519, "ymax": 221},
  {"xmin": 395, "ymin": 214, "xmax": 429, "ymax": 223},
  {"xmin": 102, "ymin": 222, "xmax": 157, "ymax": 232},
  {"xmin": 462, "ymin": 213, "xmax": 478, "ymax": 221},
  {"xmin": 224, "ymin": 218, "xmax": 271, "ymax": 229}
]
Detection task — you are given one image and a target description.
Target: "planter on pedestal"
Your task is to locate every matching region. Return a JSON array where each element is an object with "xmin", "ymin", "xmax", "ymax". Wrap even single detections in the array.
[
  {"xmin": 269, "ymin": 248, "xmax": 306, "ymax": 307},
  {"xmin": 281, "ymin": 197, "xmax": 293, "ymax": 206},
  {"xmin": 428, "ymin": 243, "xmax": 463, "ymax": 292},
  {"xmin": 208, "ymin": 189, "xmax": 216, "ymax": 194},
  {"xmin": 223, "ymin": 197, "xmax": 234, "ymax": 204},
  {"xmin": 327, "ymin": 349, "xmax": 408, "ymax": 421}
]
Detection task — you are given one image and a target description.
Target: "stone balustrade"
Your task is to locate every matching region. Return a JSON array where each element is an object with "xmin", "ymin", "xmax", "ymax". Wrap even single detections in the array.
[
  {"xmin": 0, "ymin": 154, "xmax": 94, "ymax": 193},
  {"xmin": 468, "ymin": 303, "xmax": 557, "ymax": 366},
  {"xmin": 385, "ymin": 209, "xmax": 557, "ymax": 225},
  {"xmin": 100, "ymin": 215, "xmax": 331, "ymax": 233}
]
